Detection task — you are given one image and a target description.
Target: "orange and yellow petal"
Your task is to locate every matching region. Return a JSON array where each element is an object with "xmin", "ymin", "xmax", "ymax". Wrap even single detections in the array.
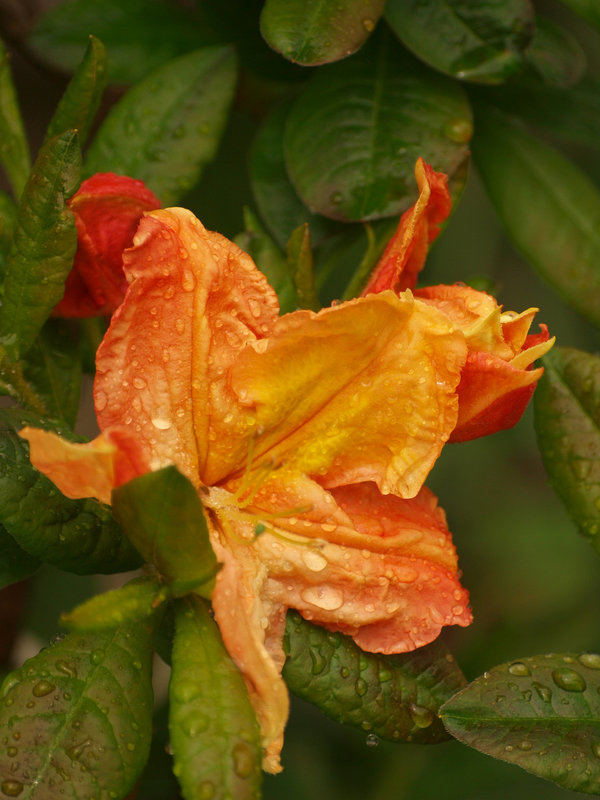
[
  {"xmin": 228, "ymin": 291, "xmax": 467, "ymax": 499},
  {"xmin": 362, "ymin": 159, "xmax": 451, "ymax": 296},
  {"xmin": 94, "ymin": 208, "xmax": 280, "ymax": 488}
]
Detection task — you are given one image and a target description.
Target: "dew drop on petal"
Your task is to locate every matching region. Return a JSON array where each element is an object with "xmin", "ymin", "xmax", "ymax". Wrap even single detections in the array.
[
  {"xmin": 302, "ymin": 551, "xmax": 328, "ymax": 572},
  {"xmin": 151, "ymin": 417, "xmax": 172, "ymax": 431},
  {"xmin": 300, "ymin": 586, "xmax": 344, "ymax": 611},
  {"xmin": 95, "ymin": 391, "xmax": 107, "ymax": 412}
]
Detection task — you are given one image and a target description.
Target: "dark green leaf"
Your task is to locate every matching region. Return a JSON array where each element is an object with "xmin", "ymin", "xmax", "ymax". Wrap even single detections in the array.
[
  {"xmin": 472, "ymin": 107, "xmax": 600, "ymax": 327},
  {"xmin": 525, "ymin": 15, "xmax": 586, "ymax": 88},
  {"xmin": 169, "ymin": 597, "xmax": 262, "ymax": 800},
  {"xmin": 0, "ymin": 39, "xmax": 31, "ymax": 199},
  {"xmin": 0, "ymin": 524, "xmax": 39, "ymax": 589},
  {"xmin": 0, "ymin": 131, "xmax": 80, "ymax": 361},
  {"xmin": 283, "ymin": 612, "xmax": 466, "ymax": 743},
  {"xmin": 250, "ymin": 102, "xmax": 341, "ymax": 251},
  {"xmin": 62, "ymin": 576, "xmax": 166, "ymax": 631},
  {"xmin": 260, "ymin": 0, "xmax": 384, "ymax": 66},
  {"xmin": 0, "ymin": 408, "xmax": 142, "ymax": 574},
  {"xmin": 29, "ymin": 0, "xmax": 217, "ymax": 85},
  {"xmin": 84, "ymin": 47, "xmax": 237, "ymax": 205},
  {"xmin": 112, "ymin": 466, "xmax": 218, "ymax": 598},
  {"xmin": 385, "ymin": 0, "xmax": 534, "ymax": 84},
  {"xmin": 21, "ymin": 320, "xmax": 82, "ymax": 428},
  {"xmin": 556, "ymin": 0, "xmax": 600, "ymax": 31},
  {"xmin": 0, "ymin": 189, "xmax": 17, "ymax": 274},
  {"xmin": 0, "ymin": 621, "xmax": 154, "ymax": 798},
  {"xmin": 45, "ymin": 35, "xmax": 108, "ymax": 147},
  {"xmin": 284, "ymin": 34, "xmax": 472, "ymax": 221},
  {"xmin": 440, "ymin": 652, "xmax": 600, "ymax": 794},
  {"xmin": 236, "ymin": 207, "xmax": 297, "ymax": 313},
  {"xmin": 286, "ymin": 223, "xmax": 319, "ymax": 310},
  {"xmin": 534, "ymin": 347, "xmax": 600, "ymax": 552}
]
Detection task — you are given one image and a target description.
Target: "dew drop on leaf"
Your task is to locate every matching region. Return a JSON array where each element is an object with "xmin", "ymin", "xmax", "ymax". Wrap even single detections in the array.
[
  {"xmin": 532, "ymin": 681, "xmax": 552, "ymax": 702},
  {"xmin": 579, "ymin": 653, "xmax": 600, "ymax": 670},
  {"xmin": 409, "ymin": 703, "xmax": 434, "ymax": 729},
  {"xmin": 355, "ymin": 678, "xmax": 368, "ymax": 696},
  {"xmin": 1, "ymin": 782, "xmax": 23, "ymax": 797},
  {"xmin": 232, "ymin": 741, "xmax": 254, "ymax": 779},
  {"xmin": 365, "ymin": 733, "xmax": 379, "ymax": 747},
  {"xmin": 32, "ymin": 680, "xmax": 55, "ymax": 697},
  {"xmin": 508, "ymin": 662, "xmax": 531, "ymax": 677},
  {"xmin": 552, "ymin": 668, "xmax": 587, "ymax": 692}
]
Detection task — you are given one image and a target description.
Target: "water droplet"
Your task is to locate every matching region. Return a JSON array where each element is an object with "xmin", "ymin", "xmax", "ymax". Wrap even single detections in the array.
[
  {"xmin": 355, "ymin": 678, "xmax": 368, "ymax": 697},
  {"xmin": 302, "ymin": 551, "xmax": 328, "ymax": 572},
  {"xmin": 365, "ymin": 733, "xmax": 379, "ymax": 747},
  {"xmin": 32, "ymin": 680, "xmax": 55, "ymax": 697},
  {"xmin": 579, "ymin": 653, "xmax": 600, "ymax": 670},
  {"xmin": 409, "ymin": 703, "xmax": 434, "ymax": 729},
  {"xmin": 173, "ymin": 679, "xmax": 201, "ymax": 703},
  {"xmin": 309, "ymin": 648, "xmax": 327, "ymax": 675},
  {"xmin": 443, "ymin": 117, "xmax": 473, "ymax": 143},
  {"xmin": 232, "ymin": 741, "xmax": 254, "ymax": 779},
  {"xmin": 532, "ymin": 682, "xmax": 552, "ymax": 702},
  {"xmin": 592, "ymin": 742, "xmax": 600, "ymax": 758},
  {"xmin": 340, "ymin": 666, "xmax": 350, "ymax": 678},
  {"xmin": 55, "ymin": 660, "xmax": 77, "ymax": 679},
  {"xmin": 181, "ymin": 712, "xmax": 209, "ymax": 738},
  {"xmin": 552, "ymin": 668, "xmax": 587, "ymax": 692},
  {"xmin": 95, "ymin": 391, "xmax": 107, "ymax": 412},
  {"xmin": 90, "ymin": 650, "xmax": 104, "ymax": 665},
  {"xmin": 6, "ymin": 748, "xmax": 17, "ymax": 758},
  {"xmin": 66, "ymin": 739, "xmax": 92, "ymax": 761},
  {"xmin": 182, "ymin": 270, "xmax": 195, "ymax": 291},
  {"xmin": 300, "ymin": 585, "xmax": 344, "ymax": 611},
  {"xmin": 362, "ymin": 18, "xmax": 375, "ymax": 31},
  {"xmin": 518, "ymin": 740, "xmax": 533, "ymax": 751},
  {"xmin": 508, "ymin": 662, "xmax": 531, "ymax": 677},
  {"xmin": 330, "ymin": 192, "xmax": 343, "ymax": 205},
  {"xmin": 378, "ymin": 665, "xmax": 392, "ymax": 683},
  {"xmin": 151, "ymin": 417, "xmax": 172, "ymax": 430},
  {"xmin": 132, "ymin": 377, "xmax": 146, "ymax": 390},
  {"xmin": 126, "ymin": 743, "xmax": 135, "ymax": 752},
  {"xmin": 1, "ymin": 781, "xmax": 23, "ymax": 797}
]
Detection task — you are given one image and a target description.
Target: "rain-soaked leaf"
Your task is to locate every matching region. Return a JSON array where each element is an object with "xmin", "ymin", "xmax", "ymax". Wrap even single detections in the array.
[
  {"xmin": 0, "ymin": 524, "xmax": 40, "ymax": 590},
  {"xmin": 283, "ymin": 612, "xmax": 466, "ymax": 743},
  {"xmin": 112, "ymin": 466, "xmax": 218, "ymax": 598},
  {"xmin": 472, "ymin": 107, "xmax": 600, "ymax": 327},
  {"xmin": 385, "ymin": 0, "xmax": 534, "ymax": 84},
  {"xmin": 534, "ymin": 347, "xmax": 600, "ymax": 554},
  {"xmin": 0, "ymin": 39, "xmax": 31, "ymax": 199},
  {"xmin": 84, "ymin": 46, "xmax": 237, "ymax": 205},
  {"xmin": 169, "ymin": 596, "xmax": 261, "ymax": 800},
  {"xmin": 0, "ymin": 621, "xmax": 154, "ymax": 798},
  {"xmin": 284, "ymin": 34, "xmax": 472, "ymax": 221},
  {"xmin": 260, "ymin": 0, "xmax": 384, "ymax": 66},
  {"xmin": 61, "ymin": 576, "xmax": 167, "ymax": 631},
  {"xmin": 286, "ymin": 223, "xmax": 319, "ymax": 310},
  {"xmin": 525, "ymin": 15, "xmax": 587, "ymax": 88},
  {"xmin": 0, "ymin": 408, "xmax": 142, "ymax": 574},
  {"xmin": 440, "ymin": 652, "xmax": 600, "ymax": 794}
]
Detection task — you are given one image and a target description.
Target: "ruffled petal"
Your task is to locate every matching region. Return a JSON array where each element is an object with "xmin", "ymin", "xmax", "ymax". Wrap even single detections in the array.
[
  {"xmin": 229, "ymin": 291, "xmax": 466, "ymax": 498},
  {"xmin": 362, "ymin": 159, "xmax": 451, "ymax": 295},
  {"xmin": 95, "ymin": 208, "xmax": 279, "ymax": 487}
]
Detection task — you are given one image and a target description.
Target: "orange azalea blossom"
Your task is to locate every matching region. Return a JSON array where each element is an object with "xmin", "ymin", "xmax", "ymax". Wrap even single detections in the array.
[
  {"xmin": 362, "ymin": 158, "xmax": 554, "ymax": 441},
  {"xmin": 53, "ymin": 172, "xmax": 160, "ymax": 317},
  {"xmin": 21, "ymin": 207, "xmax": 477, "ymax": 772}
]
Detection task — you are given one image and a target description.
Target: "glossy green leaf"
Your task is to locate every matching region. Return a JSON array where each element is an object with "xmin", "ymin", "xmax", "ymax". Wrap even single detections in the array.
[
  {"xmin": 250, "ymin": 102, "xmax": 340, "ymax": 251},
  {"xmin": 0, "ymin": 131, "xmax": 80, "ymax": 361},
  {"xmin": 84, "ymin": 46, "xmax": 237, "ymax": 205},
  {"xmin": 440, "ymin": 652, "xmax": 600, "ymax": 794},
  {"xmin": 29, "ymin": 0, "xmax": 216, "ymax": 85},
  {"xmin": 45, "ymin": 35, "xmax": 107, "ymax": 147},
  {"xmin": 0, "ymin": 39, "xmax": 31, "ymax": 199},
  {"xmin": 260, "ymin": 0, "xmax": 384, "ymax": 66},
  {"xmin": 472, "ymin": 107, "xmax": 600, "ymax": 327},
  {"xmin": 62, "ymin": 576, "xmax": 166, "ymax": 631},
  {"xmin": 169, "ymin": 597, "xmax": 262, "ymax": 800},
  {"xmin": 556, "ymin": 0, "xmax": 600, "ymax": 31},
  {"xmin": 525, "ymin": 15, "xmax": 586, "ymax": 88},
  {"xmin": 287, "ymin": 223, "xmax": 319, "ymax": 310},
  {"xmin": 236, "ymin": 207, "xmax": 296, "ymax": 313},
  {"xmin": 534, "ymin": 347, "xmax": 600, "ymax": 553},
  {"xmin": 0, "ymin": 621, "xmax": 154, "ymax": 798},
  {"xmin": 21, "ymin": 320, "xmax": 82, "ymax": 428},
  {"xmin": 112, "ymin": 466, "xmax": 218, "ymax": 598},
  {"xmin": 0, "ymin": 408, "xmax": 142, "ymax": 574},
  {"xmin": 284, "ymin": 34, "xmax": 472, "ymax": 221},
  {"xmin": 283, "ymin": 612, "xmax": 466, "ymax": 743},
  {"xmin": 385, "ymin": 0, "xmax": 533, "ymax": 84},
  {"xmin": 0, "ymin": 524, "xmax": 39, "ymax": 590}
]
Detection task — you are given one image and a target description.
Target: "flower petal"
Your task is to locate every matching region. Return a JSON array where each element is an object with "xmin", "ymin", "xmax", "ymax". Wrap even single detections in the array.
[
  {"xmin": 229, "ymin": 291, "xmax": 466, "ymax": 498},
  {"xmin": 95, "ymin": 208, "xmax": 280, "ymax": 487},
  {"xmin": 362, "ymin": 159, "xmax": 451, "ymax": 296}
]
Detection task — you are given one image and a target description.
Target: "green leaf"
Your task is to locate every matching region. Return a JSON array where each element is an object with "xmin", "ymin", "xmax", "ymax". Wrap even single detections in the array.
[
  {"xmin": 534, "ymin": 347, "xmax": 600, "ymax": 552},
  {"xmin": 0, "ymin": 621, "xmax": 154, "ymax": 799},
  {"xmin": 0, "ymin": 189, "xmax": 17, "ymax": 274},
  {"xmin": 84, "ymin": 46, "xmax": 237, "ymax": 205},
  {"xmin": 385, "ymin": 0, "xmax": 534, "ymax": 84},
  {"xmin": 44, "ymin": 35, "xmax": 108, "ymax": 147},
  {"xmin": 0, "ymin": 39, "xmax": 31, "ymax": 199},
  {"xmin": 472, "ymin": 107, "xmax": 600, "ymax": 327},
  {"xmin": 284, "ymin": 33, "xmax": 472, "ymax": 221},
  {"xmin": 283, "ymin": 612, "xmax": 466, "ymax": 743},
  {"xmin": 0, "ymin": 524, "xmax": 39, "ymax": 590},
  {"xmin": 286, "ymin": 223, "xmax": 319, "ymax": 310},
  {"xmin": 169, "ymin": 597, "xmax": 262, "ymax": 800},
  {"xmin": 0, "ymin": 408, "xmax": 142, "ymax": 574},
  {"xmin": 112, "ymin": 466, "xmax": 218, "ymax": 598},
  {"xmin": 525, "ymin": 15, "xmax": 587, "ymax": 88},
  {"xmin": 556, "ymin": 0, "xmax": 600, "ymax": 31},
  {"xmin": 260, "ymin": 0, "xmax": 384, "ymax": 66},
  {"xmin": 440, "ymin": 652, "xmax": 600, "ymax": 795},
  {"xmin": 62, "ymin": 576, "xmax": 167, "ymax": 631},
  {"xmin": 21, "ymin": 320, "xmax": 82, "ymax": 428},
  {"xmin": 0, "ymin": 130, "xmax": 80, "ymax": 361},
  {"xmin": 236, "ymin": 207, "xmax": 297, "ymax": 313},
  {"xmin": 29, "ymin": 0, "xmax": 217, "ymax": 85},
  {"xmin": 250, "ymin": 102, "xmax": 340, "ymax": 251}
]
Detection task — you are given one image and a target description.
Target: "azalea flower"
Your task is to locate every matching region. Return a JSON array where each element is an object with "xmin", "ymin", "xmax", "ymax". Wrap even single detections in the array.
[
  {"xmin": 53, "ymin": 172, "xmax": 160, "ymax": 317},
  {"xmin": 363, "ymin": 158, "xmax": 554, "ymax": 441},
  {"xmin": 20, "ymin": 163, "xmax": 552, "ymax": 773}
]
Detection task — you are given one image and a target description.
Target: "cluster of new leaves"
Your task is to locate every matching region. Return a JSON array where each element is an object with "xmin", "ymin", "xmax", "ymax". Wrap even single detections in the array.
[{"xmin": 0, "ymin": 0, "xmax": 598, "ymax": 797}]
